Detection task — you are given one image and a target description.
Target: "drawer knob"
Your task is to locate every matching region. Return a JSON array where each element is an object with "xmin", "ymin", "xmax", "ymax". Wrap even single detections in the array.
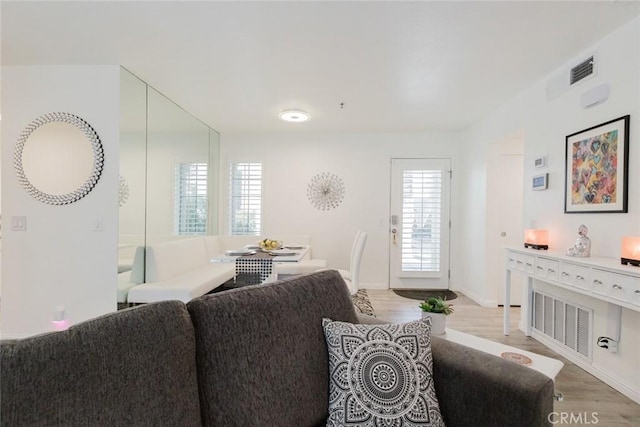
[
  {"xmin": 612, "ymin": 284, "xmax": 623, "ymax": 290},
  {"xmin": 562, "ymin": 272, "xmax": 569, "ymax": 277},
  {"xmin": 537, "ymin": 266, "xmax": 543, "ymax": 270},
  {"xmin": 548, "ymin": 268, "xmax": 555, "ymax": 273},
  {"xmin": 576, "ymin": 275, "xmax": 585, "ymax": 280},
  {"xmin": 635, "ymin": 290, "xmax": 640, "ymax": 295},
  {"xmin": 526, "ymin": 263, "xmax": 533, "ymax": 267},
  {"xmin": 593, "ymin": 279, "xmax": 603, "ymax": 285}
]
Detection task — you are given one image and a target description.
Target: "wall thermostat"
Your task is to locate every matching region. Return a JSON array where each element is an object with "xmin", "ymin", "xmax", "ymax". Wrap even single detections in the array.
[
  {"xmin": 532, "ymin": 173, "xmax": 548, "ymax": 191},
  {"xmin": 534, "ymin": 156, "xmax": 546, "ymax": 169}
]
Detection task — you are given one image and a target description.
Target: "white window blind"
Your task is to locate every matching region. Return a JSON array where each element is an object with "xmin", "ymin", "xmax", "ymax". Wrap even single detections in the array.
[
  {"xmin": 174, "ymin": 162, "xmax": 208, "ymax": 235},
  {"xmin": 401, "ymin": 169, "xmax": 442, "ymax": 272},
  {"xmin": 229, "ymin": 162, "xmax": 262, "ymax": 235}
]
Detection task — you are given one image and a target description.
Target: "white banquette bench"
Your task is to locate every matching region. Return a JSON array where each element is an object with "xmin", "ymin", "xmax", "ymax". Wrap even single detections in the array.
[{"xmin": 124, "ymin": 235, "xmax": 326, "ymax": 304}]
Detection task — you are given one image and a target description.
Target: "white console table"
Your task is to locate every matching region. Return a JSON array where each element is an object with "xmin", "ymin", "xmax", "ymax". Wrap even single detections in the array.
[{"xmin": 503, "ymin": 247, "xmax": 640, "ymax": 336}]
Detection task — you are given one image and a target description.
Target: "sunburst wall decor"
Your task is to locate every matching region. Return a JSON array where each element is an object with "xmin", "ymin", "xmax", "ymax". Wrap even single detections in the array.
[
  {"xmin": 118, "ymin": 175, "xmax": 130, "ymax": 207},
  {"xmin": 307, "ymin": 172, "xmax": 346, "ymax": 211}
]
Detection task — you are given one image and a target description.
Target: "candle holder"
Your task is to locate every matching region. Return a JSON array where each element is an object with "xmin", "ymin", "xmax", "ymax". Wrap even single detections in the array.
[
  {"xmin": 621, "ymin": 236, "xmax": 640, "ymax": 267},
  {"xmin": 524, "ymin": 229, "xmax": 549, "ymax": 250}
]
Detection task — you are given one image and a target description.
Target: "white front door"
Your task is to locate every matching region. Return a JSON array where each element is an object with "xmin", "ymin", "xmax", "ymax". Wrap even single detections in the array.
[{"xmin": 389, "ymin": 158, "xmax": 451, "ymax": 289}]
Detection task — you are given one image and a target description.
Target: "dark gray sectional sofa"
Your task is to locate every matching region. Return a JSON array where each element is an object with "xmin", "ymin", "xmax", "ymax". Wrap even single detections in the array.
[{"xmin": 1, "ymin": 270, "xmax": 553, "ymax": 426}]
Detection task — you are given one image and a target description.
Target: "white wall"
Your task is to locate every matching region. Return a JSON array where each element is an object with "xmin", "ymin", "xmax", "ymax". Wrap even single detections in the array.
[
  {"xmin": 461, "ymin": 17, "xmax": 640, "ymax": 398},
  {"xmin": 461, "ymin": 16, "xmax": 640, "ymax": 305},
  {"xmin": 1, "ymin": 65, "xmax": 120, "ymax": 338},
  {"xmin": 220, "ymin": 131, "xmax": 465, "ymax": 289}
]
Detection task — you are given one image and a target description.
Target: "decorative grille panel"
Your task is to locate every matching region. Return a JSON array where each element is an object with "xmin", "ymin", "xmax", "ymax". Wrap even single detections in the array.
[{"xmin": 532, "ymin": 290, "xmax": 592, "ymax": 361}]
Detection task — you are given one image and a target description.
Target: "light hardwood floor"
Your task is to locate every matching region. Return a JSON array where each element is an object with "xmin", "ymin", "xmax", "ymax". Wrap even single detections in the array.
[{"xmin": 366, "ymin": 289, "xmax": 640, "ymax": 427}]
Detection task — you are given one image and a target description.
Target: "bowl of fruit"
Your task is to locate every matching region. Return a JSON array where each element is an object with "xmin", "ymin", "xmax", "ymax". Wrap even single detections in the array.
[{"xmin": 259, "ymin": 239, "xmax": 282, "ymax": 251}]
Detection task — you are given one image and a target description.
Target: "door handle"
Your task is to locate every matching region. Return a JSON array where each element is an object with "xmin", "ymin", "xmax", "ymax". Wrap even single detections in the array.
[{"xmin": 391, "ymin": 228, "xmax": 397, "ymax": 244}]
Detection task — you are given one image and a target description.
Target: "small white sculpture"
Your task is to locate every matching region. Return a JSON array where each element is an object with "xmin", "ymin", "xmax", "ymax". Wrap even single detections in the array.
[{"xmin": 566, "ymin": 224, "xmax": 591, "ymax": 257}]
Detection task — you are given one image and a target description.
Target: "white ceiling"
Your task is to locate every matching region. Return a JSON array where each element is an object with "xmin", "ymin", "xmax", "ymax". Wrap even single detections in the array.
[{"xmin": 2, "ymin": 1, "xmax": 639, "ymax": 133}]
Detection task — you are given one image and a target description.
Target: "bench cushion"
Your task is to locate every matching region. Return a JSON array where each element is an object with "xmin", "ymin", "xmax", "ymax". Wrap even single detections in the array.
[
  {"xmin": 128, "ymin": 263, "xmax": 235, "ymax": 303},
  {"xmin": 146, "ymin": 238, "xmax": 209, "ymax": 282},
  {"xmin": 117, "ymin": 271, "xmax": 137, "ymax": 303}
]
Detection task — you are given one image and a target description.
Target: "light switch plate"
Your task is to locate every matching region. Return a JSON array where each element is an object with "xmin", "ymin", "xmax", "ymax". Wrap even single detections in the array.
[{"xmin": 11, "ymin": 216, "xmax": 27, "ymax": 231}]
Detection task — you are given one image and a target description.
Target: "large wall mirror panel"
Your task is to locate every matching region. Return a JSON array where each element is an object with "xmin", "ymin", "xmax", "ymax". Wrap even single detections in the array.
[
  {"xmin": 118, "ymin": 70, "xmax": 147, "ymax": 276},
  {"xmin": 146, "ymin": 87, "xmax": 211, "ymax": 246},
  {"xmin": 118, "ymin": 68, "xmax": 220, "ymax": 297}
]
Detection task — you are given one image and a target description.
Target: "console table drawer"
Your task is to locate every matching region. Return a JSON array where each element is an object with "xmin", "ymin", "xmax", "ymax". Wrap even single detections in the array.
[
  {"xmin": 591, "ymin": 269, "xmax": 638, "ymax": 304},
  {"xmin": 506, "ymin": 251, "xmax": 534, "ymax": 274},
  {"xmin": 506, "ymin": 251, "xmax": 518, "ymax": 269},
  {"xmin": 517, "ymin": 253, "xmax": 535, "ymax": 274},
  {"xmin": 536, "ymin": 258, "xmax": 559, "ymax": 282},
  {"xmin": 559, "ymin": 262, "xmax": 590, "ymax": 291}
]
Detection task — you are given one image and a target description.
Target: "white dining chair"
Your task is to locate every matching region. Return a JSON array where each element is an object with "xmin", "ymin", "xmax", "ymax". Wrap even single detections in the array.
[{"xmin": 319, "ymin": 230, "xmax": 368, "ymax": 294}]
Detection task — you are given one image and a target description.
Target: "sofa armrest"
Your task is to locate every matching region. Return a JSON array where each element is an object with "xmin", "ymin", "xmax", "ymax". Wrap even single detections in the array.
[
  {"xmin": 431, "ymin": 336, "xmax": 554, "ymax": 427},
  {"xmin": 354, "ymin": 315, "xmax": 554, "ymax": 426}
]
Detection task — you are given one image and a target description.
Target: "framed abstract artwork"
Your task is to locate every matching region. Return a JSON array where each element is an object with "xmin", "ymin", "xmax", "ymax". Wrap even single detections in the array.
[{"xmin": 564, "ymin": 115, "xmax": 630, "ymax": 213}]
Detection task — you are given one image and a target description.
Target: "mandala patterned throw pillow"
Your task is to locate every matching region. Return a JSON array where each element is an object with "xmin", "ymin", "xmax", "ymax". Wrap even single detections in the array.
[{"xmin": 322, "ymin": 318, "xmax": 445, "ymax": 427}]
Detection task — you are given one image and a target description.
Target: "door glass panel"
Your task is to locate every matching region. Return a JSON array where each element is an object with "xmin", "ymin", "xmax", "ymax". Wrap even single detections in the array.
[
  {"xmin": 401, "ymin": 170, "xmax": 442, "ymax": 272},
  {"xmin": 390, "ymin": 157, "xmax": 450, "ymax": 289}
]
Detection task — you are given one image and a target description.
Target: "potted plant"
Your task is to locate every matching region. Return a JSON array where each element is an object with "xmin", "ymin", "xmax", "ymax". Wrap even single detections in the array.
[{"xmin": 419, "ymin": 297, "xmax": 454, "ymax": 335}]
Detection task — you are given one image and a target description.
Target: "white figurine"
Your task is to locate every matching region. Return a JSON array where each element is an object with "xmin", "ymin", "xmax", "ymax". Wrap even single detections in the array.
[{"xmin": 566, "ymin": 224, "xmax": 591, "ymax": 257}]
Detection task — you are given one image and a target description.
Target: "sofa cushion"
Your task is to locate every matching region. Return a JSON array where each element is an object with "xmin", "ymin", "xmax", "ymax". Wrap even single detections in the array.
[
  {"xmin": 145, "ymin": 237, "xmax": 209, "ymax": 282},
  {"xmin": 322, "ymin": 318, "xmax": 445, "ymax": 426},
  {"xmin": 0, "ymin": 301, "xmax": 201, "ymax": 426},
  {"xmin": 127, "ymin": 262, "xmax": 235, "ymax": 303},
  {"xmin": 187, "ymin": 270, "xmax": 358, "ymax": 427}
]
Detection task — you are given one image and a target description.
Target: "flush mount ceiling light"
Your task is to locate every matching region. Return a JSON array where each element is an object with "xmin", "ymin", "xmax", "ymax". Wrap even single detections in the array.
[{"xmin": 279, "ymin": 110, "xmax": 311, "ymax": 123}]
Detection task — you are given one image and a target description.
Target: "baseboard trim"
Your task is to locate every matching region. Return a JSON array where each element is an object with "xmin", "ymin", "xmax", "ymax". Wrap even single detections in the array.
[
  {"xmin": 360, "ymin": 282, "xmax": 387, "ymax": 290},
  {"xmin": 455, "ymin": 286, "xmax": 496, "ymax": 307},
  {"xmin": 532, "ymin": 330, "xmax": 640, "ymax": 404}
]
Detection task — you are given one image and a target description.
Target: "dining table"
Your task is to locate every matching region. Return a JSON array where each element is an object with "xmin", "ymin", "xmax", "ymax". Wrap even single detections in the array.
[{"xmin": 211, "ymin": 245, "xmax": 311, "ymax": 285}]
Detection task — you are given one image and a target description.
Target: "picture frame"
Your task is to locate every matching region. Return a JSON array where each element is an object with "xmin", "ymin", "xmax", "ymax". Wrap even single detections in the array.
[
  {"xmin": 564, "ymin": 115, "xmax": 630, "ymax": 213},
  {"xmin": 532, "ymin": 173, "xmax": 548, "ymax": 191}
]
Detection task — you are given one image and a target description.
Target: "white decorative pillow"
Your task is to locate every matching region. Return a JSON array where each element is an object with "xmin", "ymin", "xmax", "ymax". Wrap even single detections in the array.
[{"xmin": 322, "ymin": 318, "xmax": 445, "ymax": 426}]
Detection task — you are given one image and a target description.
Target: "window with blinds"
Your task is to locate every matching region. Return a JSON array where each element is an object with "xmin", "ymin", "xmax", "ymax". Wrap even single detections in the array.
[
  {"xmin": 229, "ymin": 162, "xmax": 262, "ymax": 235},
  {"xmin": 401, "ymin": 169, "xmax": 442, "ymax": 272},
  {"xmin": 174, "ymin": 162, "xmax": 208, "ymax": 235}
]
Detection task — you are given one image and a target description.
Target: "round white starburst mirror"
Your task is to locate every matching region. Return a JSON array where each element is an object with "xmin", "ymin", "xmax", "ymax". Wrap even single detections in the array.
[
  {"xmin": 14, "ymin": 112, "xmax": 104, "ymax": 205},
  {"xmin": 307, "ymin": 172, "xmax": 346, "ymax": 211}
]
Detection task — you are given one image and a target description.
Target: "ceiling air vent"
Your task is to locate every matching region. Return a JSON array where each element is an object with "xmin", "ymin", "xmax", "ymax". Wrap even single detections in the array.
[{"xmin": 570, "ymin": 56, "xmax": 594, "ymax": 85}]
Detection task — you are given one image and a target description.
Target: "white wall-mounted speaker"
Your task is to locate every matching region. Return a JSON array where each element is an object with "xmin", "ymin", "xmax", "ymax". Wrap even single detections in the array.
[{"xmin": 581, "ymin": 83, "xmax": 610, "ymax": 108}]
